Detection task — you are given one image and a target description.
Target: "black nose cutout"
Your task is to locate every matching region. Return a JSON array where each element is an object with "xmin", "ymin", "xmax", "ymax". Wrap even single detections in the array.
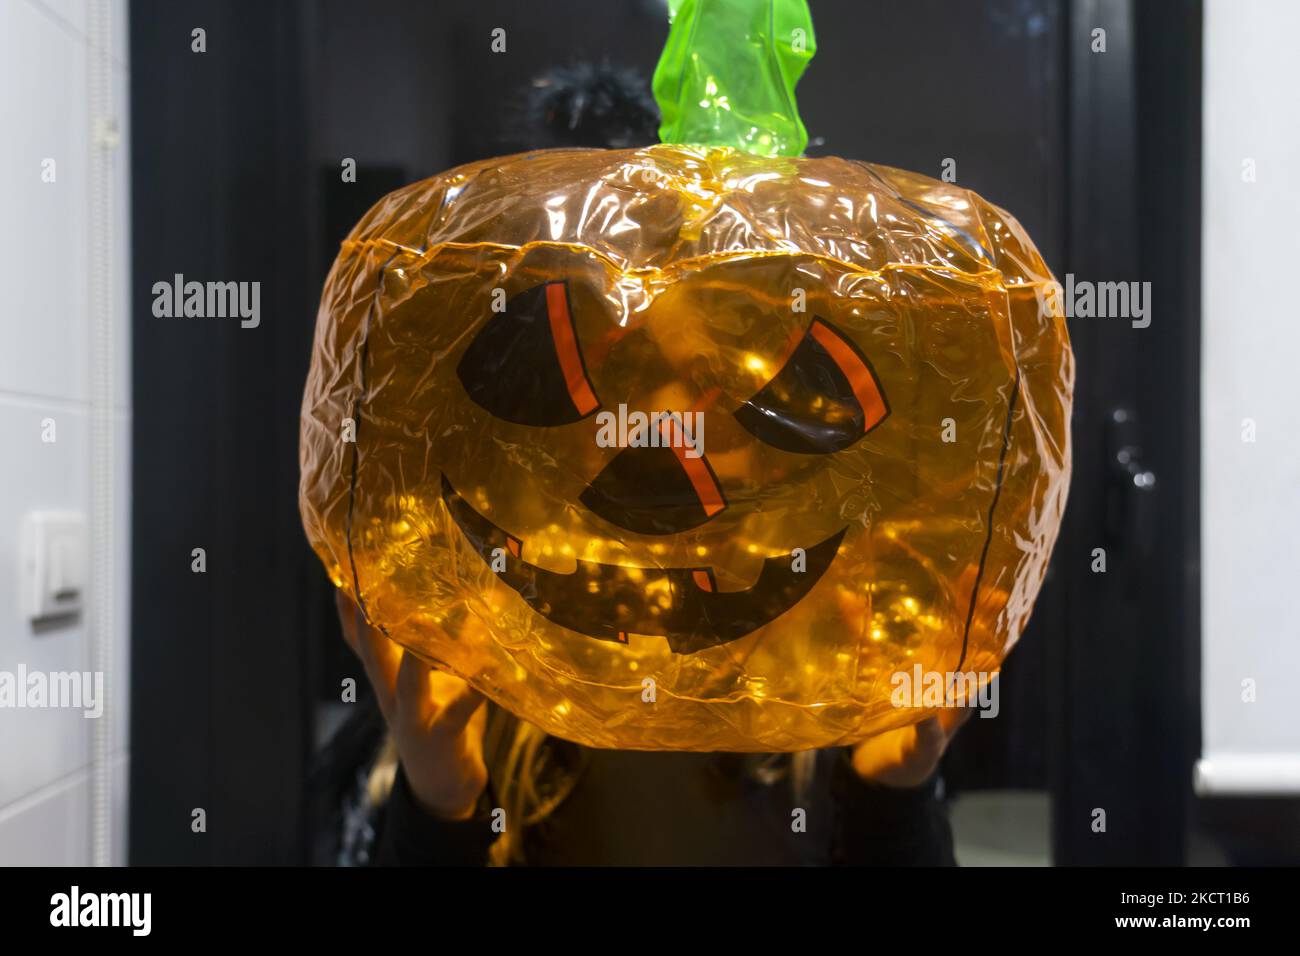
[{"xmin": 581, "ymin": 444, "xmax": 727, "ymax": 535}]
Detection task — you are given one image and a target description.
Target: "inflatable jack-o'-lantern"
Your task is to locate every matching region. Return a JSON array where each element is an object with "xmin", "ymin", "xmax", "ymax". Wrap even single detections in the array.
[{"xmin": 299, "ymin": 0, "xmax": 1072, "ymax": 751}]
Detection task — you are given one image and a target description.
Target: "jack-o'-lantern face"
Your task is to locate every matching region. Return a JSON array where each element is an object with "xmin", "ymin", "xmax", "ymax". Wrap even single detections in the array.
[
  {"xmin": 447, "ymin": 275, "xmax": 890, "ymax": 653},
  {"xmin": 300, "ymin": 144, "xmax": 1073, "ymax": 752}
]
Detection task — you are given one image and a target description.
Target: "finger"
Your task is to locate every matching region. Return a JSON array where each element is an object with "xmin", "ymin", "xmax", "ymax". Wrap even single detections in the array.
[
  {"xmin": 426, "ymin": 667, "xmax": 473, "ymax": 709},
  {"xmin": 909, "ymin": 716, "xmax": 947, "ymax": 763},
  {"xmin": 433, "ymin": 683, "xmax": 487, "ymax": 737},
  {"xmin": 357, "ymin": 614, "xmax": 402, "ymax": 719},
  {"xmin": 338, "ymin": 592, "xmax": 401, "ymax": 720},
  {"xmin": 851, "ymin": 722, "xmax": 919, "ymax": 784},
  {"xmin": 937, "ymin": 702, "xmax": 976, "ymax": 735},
  {"xmin": 334, "ymin": 589, "xmax": 362, "ymax": 656},
  {"xmin": 395, "ymin": 647, "xmax": 436, "ymax": 729}
]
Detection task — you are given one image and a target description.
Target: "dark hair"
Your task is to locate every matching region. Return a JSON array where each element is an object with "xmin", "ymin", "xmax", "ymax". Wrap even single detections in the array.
[{"xmin": 508, "ymin": 62, "xmax": 660, "ymax": 151}]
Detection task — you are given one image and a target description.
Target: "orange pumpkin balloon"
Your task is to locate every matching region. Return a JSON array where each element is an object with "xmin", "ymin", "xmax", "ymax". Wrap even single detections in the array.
[{"xmin": 299, "ymin": 144, "xmax": 1073, "ymax": 751}]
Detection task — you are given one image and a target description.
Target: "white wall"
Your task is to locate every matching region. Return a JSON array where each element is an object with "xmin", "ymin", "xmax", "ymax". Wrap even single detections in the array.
[
  {"xmin": 1199, "ymin": 0, "xmax": 1300, "ymax": 794},
  {"xmin": 0, "ymin": 0, "xmax": 132, "ymax": 862}
]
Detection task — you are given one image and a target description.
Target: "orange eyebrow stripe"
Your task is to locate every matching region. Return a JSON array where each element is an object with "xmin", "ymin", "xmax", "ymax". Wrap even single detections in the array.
[
  {"xmin": 808, "ymin": 319, "xmax": 888, "ymax": 430},
  {"xmin": 775, "ymin": 323, "xmax": 805, "ymax": 367},
  {"xmin": 660, "ymin": 417, "xmax": 726, "ymax": 517},
  {"xmin": 545, "ymin": 283, "xmax": 600, "ymax": 416}
]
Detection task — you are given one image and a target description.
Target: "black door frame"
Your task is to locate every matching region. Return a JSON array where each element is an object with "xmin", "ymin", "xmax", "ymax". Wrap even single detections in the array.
[{"xmin": 1050, "ymin": 0, "xmax": 1202, "ymax": 865}]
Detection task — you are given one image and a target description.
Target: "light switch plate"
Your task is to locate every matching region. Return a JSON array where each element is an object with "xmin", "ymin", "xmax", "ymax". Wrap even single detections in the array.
[{"xmin": 21, "ymin": 511, "xmax": 87, "ymax": 623}]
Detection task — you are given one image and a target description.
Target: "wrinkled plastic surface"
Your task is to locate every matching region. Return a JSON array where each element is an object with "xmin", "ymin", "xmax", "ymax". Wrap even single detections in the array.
[
  {"xmin": 653, "ymin": 0, "xmax": 815, "ymax": 157},
  {"xmin": 299, "ymin": 144, "xmax": 1073, "ymax": 752}
]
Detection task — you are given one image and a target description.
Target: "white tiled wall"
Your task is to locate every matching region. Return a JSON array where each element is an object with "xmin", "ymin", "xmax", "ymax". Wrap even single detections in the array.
[{"xmin": 0, "ymin": 0, "xmax": 131, "ymax": 864}]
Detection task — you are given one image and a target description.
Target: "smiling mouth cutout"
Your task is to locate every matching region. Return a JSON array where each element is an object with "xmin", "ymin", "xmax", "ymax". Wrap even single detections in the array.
[{"xmin": 441, "ymin": 474, "xmax": 846, "ymax": 655}]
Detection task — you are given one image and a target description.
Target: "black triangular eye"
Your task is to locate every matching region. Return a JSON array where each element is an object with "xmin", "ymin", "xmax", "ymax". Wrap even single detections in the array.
[
  {"xmin": 457, "ymin": 281, "xmax": 601, "ymax": 425},
  {"xmin": 734, "ymin": 318, "xmax": 889, "ymax": 454}
]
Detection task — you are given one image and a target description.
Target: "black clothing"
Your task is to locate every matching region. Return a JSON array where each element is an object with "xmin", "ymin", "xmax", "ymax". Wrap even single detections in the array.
[{"xmin": 374, "ymin": 747, "xmax": 956, "ymax": 866}]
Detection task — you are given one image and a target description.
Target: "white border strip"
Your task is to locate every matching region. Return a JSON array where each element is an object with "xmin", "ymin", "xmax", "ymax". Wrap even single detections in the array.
[{"xmin": 1194, "ymin": 755, "xmax": 1300, "ymax": 796}]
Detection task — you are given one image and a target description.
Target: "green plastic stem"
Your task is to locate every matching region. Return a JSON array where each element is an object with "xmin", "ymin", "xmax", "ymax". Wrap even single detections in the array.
[{"xmin": 652, "ymin": 0, "xmax": 816, "ymax": 157}]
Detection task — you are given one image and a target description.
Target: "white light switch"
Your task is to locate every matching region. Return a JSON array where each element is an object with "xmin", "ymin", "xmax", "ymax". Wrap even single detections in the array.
[{"xmin": 21, "ymin": 511, "xmax": 87, "ymax": 623}]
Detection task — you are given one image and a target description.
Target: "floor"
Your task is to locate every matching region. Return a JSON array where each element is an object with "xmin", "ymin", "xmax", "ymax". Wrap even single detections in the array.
[{"xmin": 949, "ymin": 790, "xmax": 1052, "ymax": 866}]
